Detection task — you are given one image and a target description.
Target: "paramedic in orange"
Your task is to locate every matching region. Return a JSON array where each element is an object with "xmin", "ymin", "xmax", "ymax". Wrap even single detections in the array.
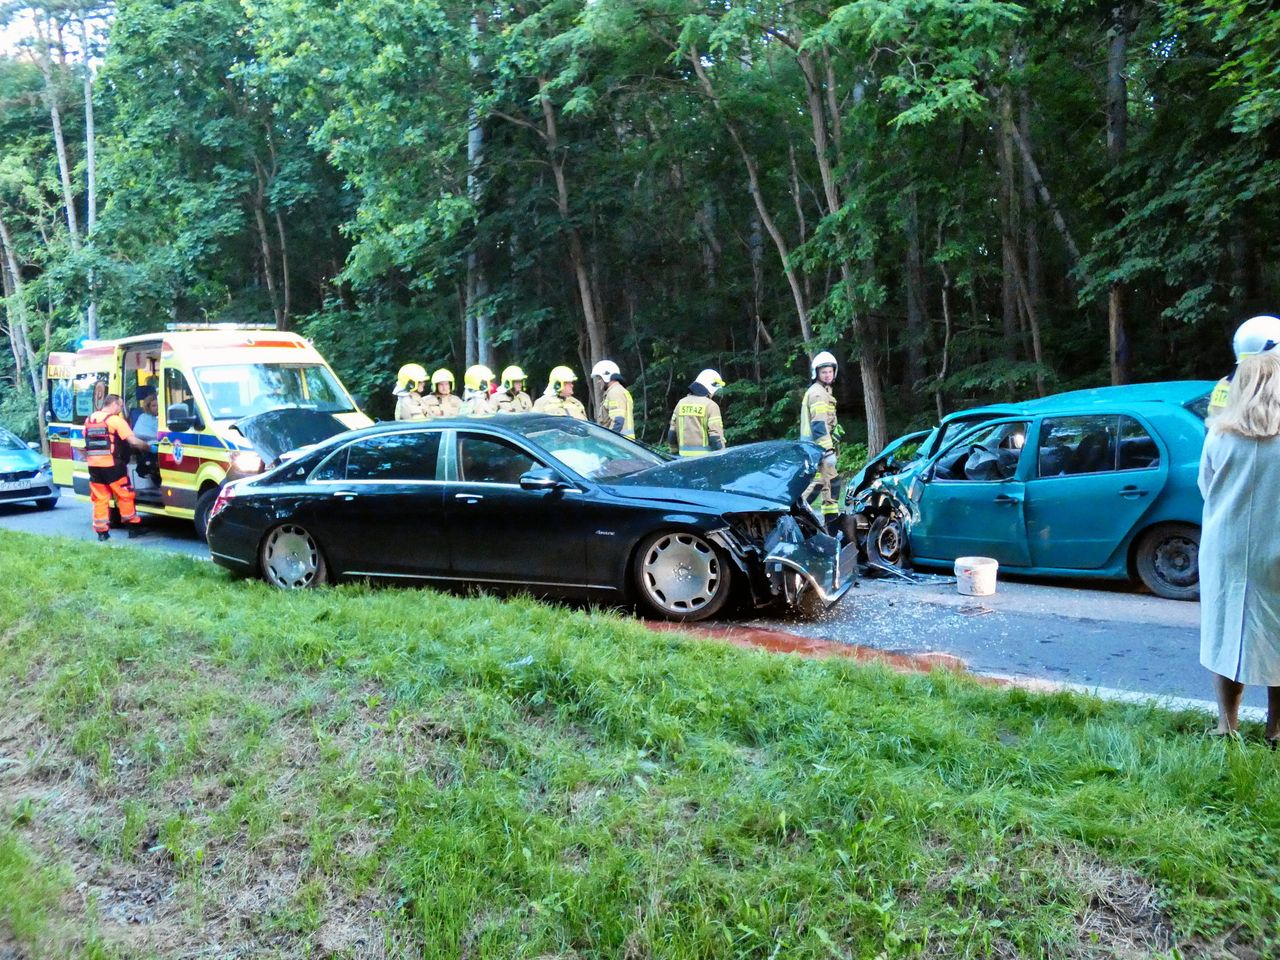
[{"xmin": 84, "ymin": 394, "xmax": 151, "ymax": 541}]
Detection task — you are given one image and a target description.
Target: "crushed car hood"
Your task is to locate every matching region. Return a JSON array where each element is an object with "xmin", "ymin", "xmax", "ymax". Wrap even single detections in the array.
[
  {"xmin": 608, "ymin": 441, "xmax": 821, "ymax": 506},
  {"xmin": 233, "ymin": 408, "xmax": 351, "ymax": 463}
]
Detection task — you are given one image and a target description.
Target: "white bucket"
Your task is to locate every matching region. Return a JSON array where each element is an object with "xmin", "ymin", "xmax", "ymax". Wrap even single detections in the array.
[{"xmin": 954, "ymin": 556, "xmax": 998, "ymax": 596}]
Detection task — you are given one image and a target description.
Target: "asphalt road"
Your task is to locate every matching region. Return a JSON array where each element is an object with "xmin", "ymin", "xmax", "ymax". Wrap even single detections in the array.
[{"xmin": 0, "ymin": 495, "xmax": 1255, "ymax": 713}]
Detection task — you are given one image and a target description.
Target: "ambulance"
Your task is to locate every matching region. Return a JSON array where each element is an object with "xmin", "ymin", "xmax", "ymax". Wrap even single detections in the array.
[{"xmin": 46, "ymin": 325, "xmax": 372, "ymax": 537}]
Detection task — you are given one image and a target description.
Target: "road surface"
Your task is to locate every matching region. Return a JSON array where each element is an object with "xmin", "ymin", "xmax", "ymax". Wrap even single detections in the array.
[{"xmin": 1, "ymin": 496, "xmax": 1256, "ymax": 713}]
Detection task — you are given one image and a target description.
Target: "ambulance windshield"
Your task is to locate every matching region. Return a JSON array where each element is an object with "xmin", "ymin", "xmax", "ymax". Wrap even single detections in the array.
[{"xmin": 194, "ymin": 363, "xmax": 355, "ymax": 420}]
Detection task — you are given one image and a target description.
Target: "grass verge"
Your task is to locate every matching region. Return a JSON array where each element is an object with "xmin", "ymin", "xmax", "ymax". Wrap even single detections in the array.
[{"xmin": 0, "ymin": 528, "xmax": 1276, "ymax": 958}]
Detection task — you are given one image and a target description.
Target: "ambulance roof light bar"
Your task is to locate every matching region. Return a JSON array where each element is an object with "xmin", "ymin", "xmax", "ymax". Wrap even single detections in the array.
[{"xmin": 163, "ymin": 322, "xmax": 277, "ymax": 332}]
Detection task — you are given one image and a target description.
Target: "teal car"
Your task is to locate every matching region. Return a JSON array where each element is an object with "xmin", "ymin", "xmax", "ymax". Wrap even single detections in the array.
[{"xmin": 845, "ymin": 381, "xmax": 1214, "ymax": 599}]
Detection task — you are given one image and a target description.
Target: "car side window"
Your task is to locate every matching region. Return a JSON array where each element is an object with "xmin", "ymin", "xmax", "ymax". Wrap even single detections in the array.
[
  {"xmin": 331, "ymin": 432, "xmax": 442, "ymax": 482},
  {"xmin": 1037, "ymin": 415, "xmax": 1122, "ymax": 477},
  {"xmin": 457, "ymin": 435, "xmax": 538, "ymax": 484},
  {"xmin": 932, "ymin": 421, "xmax": 1028, "ymax": 481},
  {"xmin": 164, "ymin": 368, "xmax": 198, "ymax": 426},
  {"xmin": 1117, "ymin": 416, "xmax": 1161, "ymax": 470}
]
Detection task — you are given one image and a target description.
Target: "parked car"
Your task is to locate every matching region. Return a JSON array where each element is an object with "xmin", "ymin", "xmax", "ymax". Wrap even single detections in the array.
[
  {"xmin": 207, "ymin": 415, "xmax": 858, "ymax": 621},
  {"xmin": 0, "ymin": 426, "xmax": 58, "ymax": 509},
  {"xmin": 845, "ymin": 381, "xmax": 1215, "ymax": 599}
]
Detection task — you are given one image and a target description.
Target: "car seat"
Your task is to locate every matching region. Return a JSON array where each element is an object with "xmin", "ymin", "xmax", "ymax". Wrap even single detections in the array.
[{"xmin": 1071, "ymin": 430, "xmax": 1112, "ymax": 474}]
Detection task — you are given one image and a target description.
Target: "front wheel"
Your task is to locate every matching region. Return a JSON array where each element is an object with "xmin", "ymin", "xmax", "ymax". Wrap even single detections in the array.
[
  {"xmin": 259, "ymin": 523, "xmax": 329, "ymax": 590},
  {"xmin": 1134, "ymin": 523, "xmax": 1199, "ymax": 600},
  {"xmin": 33, "ymin": 496, "xmax": 58, "ymax": 510},
  {"xmin": 633, "ymin": 530, "xmax": 732, "ymax": 622},
  {"xmin": 866, "ymin": 515, "xmax": 907, "ymax": 568},
  {"xmin": 193, "ymin": 487, "xmax": 219, "ymax": 542}
]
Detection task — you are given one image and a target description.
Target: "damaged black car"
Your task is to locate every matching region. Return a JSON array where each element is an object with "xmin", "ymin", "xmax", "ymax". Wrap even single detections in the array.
[{"xmin": 207, "ymin": 415, "xmax": 857, "ymax": 621}]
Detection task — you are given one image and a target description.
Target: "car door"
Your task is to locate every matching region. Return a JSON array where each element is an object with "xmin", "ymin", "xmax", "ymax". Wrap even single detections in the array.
[
  {"xmin": 908, "ymin": 418, "xmax": 1033, "ymax": 566},
  {"xmin": 1023, "ymin": 414, "xmax": 1168, "ymax": 569},
  {"xmin": 300, "ymin": 429, "xmax": 448, "ymax": 577},
  {"xmin": 443, "ymin": 430, "xmax": 588, "ymax": 589}
]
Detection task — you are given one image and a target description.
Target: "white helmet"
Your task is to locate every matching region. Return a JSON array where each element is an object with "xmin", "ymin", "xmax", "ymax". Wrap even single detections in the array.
[
  {"xmin": 591, "ymin": 359, "xmax": 621, "ymax": 380},
  {"xmin": 1232, "ymin": 315, "xmax": 1280, "ymax": 361},
  {"xmin": 811, "ymin": 350, "xmax": 838, "ymax": 378},
  {"xmin": 694, "ymin": 368, "xmax": 725, "ymax": 396}
]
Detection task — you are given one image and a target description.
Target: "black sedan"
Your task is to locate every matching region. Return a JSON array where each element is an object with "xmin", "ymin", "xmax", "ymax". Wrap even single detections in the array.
[{"xmin": 207, "ymin": 415, "xmax": 856, "ymax": 621}]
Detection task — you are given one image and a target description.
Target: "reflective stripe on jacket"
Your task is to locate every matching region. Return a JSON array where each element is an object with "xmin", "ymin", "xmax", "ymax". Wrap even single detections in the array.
[
  {"xmin": 84, "ymin": 410, "xmax": 134, "ymax": 468},
  {"xmin": 533, "ymin": 392, "xmax": 588, "ymax": 420},
  {"xmin": 668, "ymin": 394, "xmax": 724, "ymax": 457},
  {"xmin": 601, "ymin": 382, "xmax": 635, "ymax": 438},
  {"xmin": 800, "ymin": 382, "xmax": 837, "ymax": 451}
]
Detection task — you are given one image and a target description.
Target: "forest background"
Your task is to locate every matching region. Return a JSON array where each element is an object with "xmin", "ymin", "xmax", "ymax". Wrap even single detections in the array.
[{"xmin": 0, "ymin": 0, "xmax": 1276, "ymax": 457}]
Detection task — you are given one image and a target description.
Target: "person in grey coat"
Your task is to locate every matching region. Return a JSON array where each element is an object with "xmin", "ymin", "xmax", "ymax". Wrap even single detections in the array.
[{"xmin": 1199, "ymin": 349, "xmax": 1280, "ymax": 744}]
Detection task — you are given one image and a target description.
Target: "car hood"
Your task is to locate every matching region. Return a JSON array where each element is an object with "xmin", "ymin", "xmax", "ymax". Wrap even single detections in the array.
[
  {"xmin": 607, "ymin": 441, "xmax": 821, "ymax": 507},
  {"xmin": 0, "ymin": 447, "xmax": 42, "ymax": 471},
  {"xmin": 232, "ymin": 409, "xmax": 352, "ymax": 463}
]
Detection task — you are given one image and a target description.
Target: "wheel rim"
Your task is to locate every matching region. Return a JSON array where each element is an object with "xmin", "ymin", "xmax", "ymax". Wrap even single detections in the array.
[
  {"xmin": 871, "ymin": 518, "xmax": 903, "ymax": 564},
  {"xmin": 1152, "ymin": 535, "xmax": 1198, "ymax": 590},
  {"xmin": 263, "ymin": 525, "xmax": 321, "ymax": 589},
  {"xmin": 641, "ymin": 533, "xmax": 721, "ymax": 615}
]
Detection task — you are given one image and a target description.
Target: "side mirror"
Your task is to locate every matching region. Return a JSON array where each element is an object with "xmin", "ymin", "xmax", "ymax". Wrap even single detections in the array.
[
  {"xmin": 519, "ymin": 467, "xmax": 566, "ymax": 492},
  {"xmin": 27, "ymin": 441, "xmax": 40, "ymax": 451}
]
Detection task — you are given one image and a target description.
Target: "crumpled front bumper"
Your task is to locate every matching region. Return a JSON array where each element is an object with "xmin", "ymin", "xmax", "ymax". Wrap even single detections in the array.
[{"xmin": 764, "ymin": 530, "xmax": 858, "ymax": 606}]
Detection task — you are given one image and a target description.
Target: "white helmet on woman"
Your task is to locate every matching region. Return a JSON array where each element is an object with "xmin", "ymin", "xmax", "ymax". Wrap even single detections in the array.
[
  {"xmin": 1232, "ymin": 315, "xmax": 1280, "ymax": 361},
  {"xmin": 810, "ymin": 351, "xmax": 838, "ymax": 378},
  {"xmin": 591, "ymin": 359, "xmax": 621, "ymax": 380}
]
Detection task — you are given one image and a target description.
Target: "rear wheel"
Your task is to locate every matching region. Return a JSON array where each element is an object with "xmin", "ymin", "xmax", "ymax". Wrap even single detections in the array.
[
  {"xmin": 260, "ymin": 523, "xmax": 329, "ymax": 590},
  {"xmin": 633, "ymin": 530, "xmax": 732, "ymax": 621},
  {"xmin": 1134, "ymin": 523, "xmax": 1199, "ymax": 600}
]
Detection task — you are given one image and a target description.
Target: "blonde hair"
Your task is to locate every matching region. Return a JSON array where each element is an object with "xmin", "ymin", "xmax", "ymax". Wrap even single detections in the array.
[{"xmin": 1212, "ymin": 350, "xmax": 1280, "ymax": 439}]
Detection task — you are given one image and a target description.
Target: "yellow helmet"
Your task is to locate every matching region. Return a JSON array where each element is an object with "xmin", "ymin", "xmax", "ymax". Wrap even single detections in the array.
[
  {"xmin": 464, "ymin": 364, "xmax": 495, "ymax": 392},
  {"xmin": 501, "ymin": 365, "xmax": 526, "ymax": 391},
  {"xmin": 431, "ymin": 368, "xmax": 455, "ymax": 388},
  {"xmin": 549, "ymin": 365, "xmax": 578, "ymax": 392},
  {"xmin": 397, "ymin": 363, "xmax": 428, "ymax": 392}
]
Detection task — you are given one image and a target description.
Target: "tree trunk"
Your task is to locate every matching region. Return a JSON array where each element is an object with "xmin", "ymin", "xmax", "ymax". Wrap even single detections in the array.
[
  {"xmin": 80, "ymin": 19, "xmax": 98, "ymax": 338},
  {"xmin": 0, "ymin": 214, "xmax": 48, "ymax": 452},
  {"xmin": 998, "ymin": 84, "xmax": 1020, "ymax": 359},
  {"xmin": 904, "ymin": 184, "xmax": 927, "ymax": 388},
  {"xmin": 1106, "ymin": 3, "xmax": 1131, "ymax": 385},
  {"xmin": 274, "ymin": 210, "xmax": 292, "ymax": 329},
  {"xmin": 1009, "ymin": 122, "xmax": 1087, "ymax": 278},
  {"xmin": 466, "ymin": 13, "xmax": 492, "ymax": 368},
  {"xmin": 1019, "ymin": 84, "xmax": 1046, "ymax": 363}
]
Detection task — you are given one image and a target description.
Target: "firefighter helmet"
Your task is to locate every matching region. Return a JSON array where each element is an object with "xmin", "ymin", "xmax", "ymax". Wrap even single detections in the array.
[
  {"xmin": 396, "ymin": 363, "xmax": 428, "ymax": 392},
  {"xmin": 549, "ymin": 365, "xmax": 578, "ymax": 392},
  {"xmin": 591, "ymin": 359, "xmax": 621, "ymax": 380},
  {"xmin": 1232, "ymin": 315, "xmax": 1280, "ymax": 361},
  {"xmin": 501, "ymin": 365, "xmax": 526, "ymax": 391},
  {"xmin": 810, "ymin": 351, "xmax": 838, "ymax": 378},
  {"xmin": 431, "ymin": 368, "xmax": 455, "ymax": 389},
  {"xmin": 464, "ymin": 364, "xmax": 495, "ymax": 392},
  {"xmin": 694, "ymin": 368, "xmax": 725, "ymax": 396}
]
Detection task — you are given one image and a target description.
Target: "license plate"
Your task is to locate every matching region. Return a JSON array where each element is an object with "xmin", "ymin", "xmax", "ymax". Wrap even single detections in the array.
[{"xmin": 0, "ymin": 479, "xmax": 32, "ymax": 492}]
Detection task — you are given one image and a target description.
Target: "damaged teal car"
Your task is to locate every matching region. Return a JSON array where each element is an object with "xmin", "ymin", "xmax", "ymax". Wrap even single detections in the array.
[{"xmin": 845, "ymin": 381, "xmax": 1214, "ymax": 600}]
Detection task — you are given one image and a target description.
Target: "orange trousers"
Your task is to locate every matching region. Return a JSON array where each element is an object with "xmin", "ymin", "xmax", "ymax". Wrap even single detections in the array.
[{"xmin": 90, "ymin": 474, "xmax": 139, "ymax": 533}]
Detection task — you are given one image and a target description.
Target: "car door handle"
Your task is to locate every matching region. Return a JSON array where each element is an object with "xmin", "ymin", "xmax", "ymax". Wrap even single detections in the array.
[
  {"xmin": 993, "ymin": 494, "xmax": 1022, "ymax": 504},
  {"xmin": 1118, "ymin": 486, "xmax": 1149, "ymax": 499},
  {"xmin": 331, "ymin": 490, "xmax": 359, "ymax": 500},
  {"xmin": 455, "ymin": 493, "xmax": 484, "ymax": 503}
]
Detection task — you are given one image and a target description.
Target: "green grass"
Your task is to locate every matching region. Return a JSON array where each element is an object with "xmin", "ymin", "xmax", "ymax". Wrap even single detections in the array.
[{"xmin": 0, "ymin": 529, "xmax": 1276, "ymax": 958}]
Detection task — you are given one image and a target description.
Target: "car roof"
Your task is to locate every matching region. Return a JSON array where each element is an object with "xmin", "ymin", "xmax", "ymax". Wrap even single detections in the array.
[
  {"xmin": 940, "ymin": 380, "xmax": 1215, "ymax": 424},
  {"xmin": 341, "ymin": 413, "xmax": 584, "ymax": 439}
]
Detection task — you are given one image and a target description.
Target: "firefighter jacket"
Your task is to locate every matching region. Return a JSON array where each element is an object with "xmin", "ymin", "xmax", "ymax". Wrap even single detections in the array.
[
  {"xmin": 394, "ymin": 389, "xmax": 432, "ymax": 421},
  {"xmin": 424, "ymin": 393, "xmax": 463, "ymax": 418},
  {"xmin": 460, "ymin": 389, "xmax": 499, "ymax": 417},
  {"xmin": 667, "ymin": 387, "xmax": 724, "ymax": 457},
  {"xmin": 533, "ymin": 390, "xmax": 588, "ymax": 419},
  {"xmin": 800, "ymin": 381, "xmax": 838, "ymax": 452},
  {"xmin": 598, "ymin": 380, "xmax": 635, "ymax": 438},
  {"xmin": 84, "ymin": 409, "xmax": 135, "ymax": 470},
  {"xmin": 1208, "ymin": 376, "xmax": 1231, "ymax": 417},
  {"xmin": 495, "ymin": 388, "xmax": 533, "ymax": 413}
]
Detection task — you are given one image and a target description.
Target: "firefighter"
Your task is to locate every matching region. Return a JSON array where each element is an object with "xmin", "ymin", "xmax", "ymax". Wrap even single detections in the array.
[
  {"xmin": 532, "ymin": 366, "xmax": 588, "ymax": 419},
  {"xmin": 393, "ymin": 363, "xmax": 431, "ymax": 421},
  {"xmin": 667, "ymin": 369, "xmax": 726, "ymax": 456},
  {"xmin": 424, "ymin": 368, "xmax": 462, "ymax": 418},
  {"xmin": 591, "ymin": 359, "xmax": 635, "ymax": 439},
  {"xmin": 460, "ymin": 364, "xmax": 499, "ymax": 416},
  {"xmin": 84, "ymin": 394, "xmax": 152, "ymax": 541},
  {"xmin": 495, "ymin": 365, "xmax": 533, "ymax": 413},
  {"xmin": 800, "ymin": 351, "xmax": 841, "ymax": 525},
  {"xmin": 1208, "ymin": 315, "xmax": 1280, "ymax": 416}
]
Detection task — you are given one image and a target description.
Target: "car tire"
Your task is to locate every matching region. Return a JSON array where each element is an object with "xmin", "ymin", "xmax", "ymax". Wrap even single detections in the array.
[
  {"xmin": 193, "ymin": 487, "xmax": 218, "ymax": 542},
  {"xmin": 259, "ymin": 523, "xmax": 329, "ymax": 590},
  {"xmin": 33, "ymin": 496, "xmax": 58, "ymax": 510},
  {"xmin": 633, "ymin": 530, "xmax": 732, "ymax": 622},
  {"xmin": 867, "ymin": 514, "xmax": 907, "ymax": 568},
  {"xmin": 1134, "ymin": 523, "xmax": 1199, "ymax": 601}
]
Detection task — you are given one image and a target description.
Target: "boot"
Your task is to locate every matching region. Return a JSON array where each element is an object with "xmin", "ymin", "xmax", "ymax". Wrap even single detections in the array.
[
  {"xmin": 97, "ymin": 531, "xmax": 110, "ymax": 542},
  {"xmin": 127, "ymin": 525, "xmax": 147, "ymax": 539}
]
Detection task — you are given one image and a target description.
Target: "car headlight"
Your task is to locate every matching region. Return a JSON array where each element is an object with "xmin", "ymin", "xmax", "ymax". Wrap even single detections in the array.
[
  {"xmin": 230, "ymin": 450, "xmax": 263, "ymax": 474},
  {"xmin": 37, "ymin": 460, "xmax": 53, "ymax": 476}
]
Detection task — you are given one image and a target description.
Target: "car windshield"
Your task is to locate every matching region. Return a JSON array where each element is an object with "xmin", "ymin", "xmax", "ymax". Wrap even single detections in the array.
[
  {"xmin": 194, "ymin": 363, "xmax": 355, "ymax": 420},
  {"xmin": 524, "ymin": 421, "xmax": 666, "ymax": 480},
  {"xmin": 0, "ymin": 429, "xmax": 25, "ymax": 452}
]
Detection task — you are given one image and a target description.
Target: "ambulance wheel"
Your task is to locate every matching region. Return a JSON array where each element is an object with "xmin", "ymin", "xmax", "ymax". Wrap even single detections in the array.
[
  {"xmin": 193, "ymin": 488, "xmax": 218, "ymax": 542},
  {"xmin": 633, "ymin": 530, "xmax": 732, "ymax": 622},
  {"xmin": 1134, "ymin": 523, "xmax": 1199, "ymax": 601},
  {"xmin": 260, "ymin": 523, "xmax": 329, "ymax": 590}
]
